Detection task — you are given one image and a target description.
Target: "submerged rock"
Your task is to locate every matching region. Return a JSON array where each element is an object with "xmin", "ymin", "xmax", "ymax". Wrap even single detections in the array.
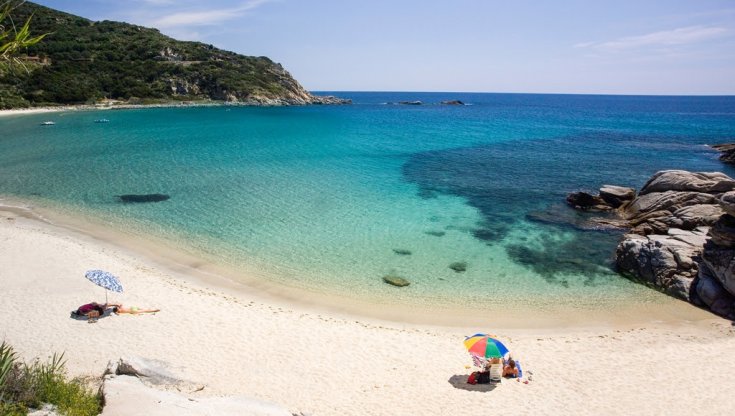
[
  {"xmin": 383, "ymin": 275, "xmax": 410, "ymax": 287},
  {"xmin": 117, "ymin": 193, "xmax": 170, "ymax": 203},
  {"xmin": 449, "ymin": 261, "xmax": 467, "ymax": 273},
  {"xmin": 398, "ymin": 101, "xmax": 422, "ymax": 105},
  {"xmin": 425, "ymin": 230, "xmax": 446, "ymax": 237},
  {"xmin": 440, "ymin": 100, "xmax": 464, "ymax": 105},
  {"xmin": 565, "ymin": 191, "xmax": 610, "ymax": 211},
  {"xmin": 393, "ymin": 249, "xmax": 412, "ymax": 255}
]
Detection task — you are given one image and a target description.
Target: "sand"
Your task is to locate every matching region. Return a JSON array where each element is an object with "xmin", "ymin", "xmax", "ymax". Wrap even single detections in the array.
[
  {"xmin": 1, "ymin": 203, "xmax": 734, "ymax": 416},
  {"xmin": 0, "ymin": 107, "xmax": 67, "ymax": 117}
]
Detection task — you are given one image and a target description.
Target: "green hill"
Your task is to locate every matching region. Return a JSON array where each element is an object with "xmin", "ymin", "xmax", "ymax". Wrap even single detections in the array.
[{"xmin": 0, "ymin": 1, "xmax": 346, "ymax": 109}]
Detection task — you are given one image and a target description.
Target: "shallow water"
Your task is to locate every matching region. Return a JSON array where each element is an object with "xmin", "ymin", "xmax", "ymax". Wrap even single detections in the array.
[{"xmin": 2, "ymin": 93, "xmax": 734, "ymax": 312}]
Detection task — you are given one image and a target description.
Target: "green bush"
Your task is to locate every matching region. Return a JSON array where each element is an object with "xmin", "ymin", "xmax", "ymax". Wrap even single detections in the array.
[{"xmin": 0, "ymin": 341, "xmax": 101, "ymax": 416}]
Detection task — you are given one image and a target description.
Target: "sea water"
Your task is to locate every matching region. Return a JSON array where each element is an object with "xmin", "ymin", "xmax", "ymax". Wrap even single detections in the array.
[{"xmin": 2, "ymin": 93, "xmax": 734, "ymax": 313}]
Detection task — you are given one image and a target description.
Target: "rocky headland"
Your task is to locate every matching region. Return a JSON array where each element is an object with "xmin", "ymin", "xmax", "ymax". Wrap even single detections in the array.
[
  {"xmin": 567, "ymin": 170, "xmax": 735, "ymax": 319},
  {"xmin": 0, "ymin": 2, "xmax": 350, "ymax": 109}
]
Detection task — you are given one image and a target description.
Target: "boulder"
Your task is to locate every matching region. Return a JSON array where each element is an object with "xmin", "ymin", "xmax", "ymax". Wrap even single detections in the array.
[
  {"xmin": 566, "ymin": 191, "xmax": 610, "ymax": 210},
  {"xmin": 101, "ymin": 375, "xmax": 293, "ymax": 416},
  {"xmin": 639, "ymin": 170, "xmax": 735, "ymax": 195},
  {"xmin": 615, "ymin": 227, "xmax": 709, "ymax": 299},
  {"xmin": 709, "ymin": 143, "xmax": 735, "ymax": 165},
  {"xmin": 383, "ymin": 275, "xmax": 410, "ymax": 287},
  {"xmin": 440, "ymin": 100, "xmax": 465, "ymax": 105},
  {"xmin": 669, "ymin": 204, "xmax": 723, "ymax": 229},
  {"xmin": 700, "ymin": 239, "xmax": 735, "ymax": 297},
  {"xmin": 598, "ymin": 185, "xmax": 636, "ymax": 208},
  {"xmin": 718, "ymin": 191, "xmax": 735, "ymax": 217},
  {"xmin": 693, "ymin": 266, "xmax": 735, "ymax": 319},
  {"xmin": 106, "ymin": 356, "xmax": 186, "ymax": 387},
  {"xmin": 707, "ymin": 214, "xmax": 735, "ymax": 248},
  {"xmin": 623, "ymin": 191, "xmax": 716, "ymax": 219},
  {"xmin": 398, "ymin": 101, "xmax": 422, "ymax": 105},
  {"xmin": 565, "ymin": 170, "xmax": 735, "ymax": 318}
]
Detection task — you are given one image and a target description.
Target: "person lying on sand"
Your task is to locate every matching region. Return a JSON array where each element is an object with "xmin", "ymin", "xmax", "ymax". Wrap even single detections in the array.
[
  {"xmin": 73, "ymin": 302, "xmax": 109, "ymax": 322},
  {"xmin": 107, "ymin": 303, "xmax": 160, "ymax": 315},
  {"xmin": 503, "ymin": 358, "xmax": 519, "ymax": 378}
]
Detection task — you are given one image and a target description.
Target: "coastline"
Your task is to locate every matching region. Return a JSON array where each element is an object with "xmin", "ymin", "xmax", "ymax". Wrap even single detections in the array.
[
  {"xmin": 0, "ymin": 195, "xmax": 716, "ymax": 329},
  {"xmin": 0, "ymin": 94, "xmax": 350, "ymax": 118},
  {"xmin": 0, "ymin": 101, "xmax": 238, "ymax": 118},
  {"xmin": 1, "ymin": 199, "xmax": 734, "ymax": 415}
]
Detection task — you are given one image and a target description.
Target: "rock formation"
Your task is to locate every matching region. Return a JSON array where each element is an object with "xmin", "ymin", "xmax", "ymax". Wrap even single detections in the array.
[
  {"xmin": 117, "ymin": 194, "xmax": 170, "ymax": 203},
  {"xmin": 567, "ymin": 170, "xmax": 735, "ymax": 319},
  {"xmin": 383, "ymin": 275, "xmax": 410, "ymax": 287},
  {"xmin": 449, "ymin": 262, "xmax": 467, "ymax": 272},
  {"xmin": 101, "ymin": 357, "xmax": 297, "ymax": 415},
  {"xmin": 710, "ymin": 143, "xmax": 735, "ymax": 165}
]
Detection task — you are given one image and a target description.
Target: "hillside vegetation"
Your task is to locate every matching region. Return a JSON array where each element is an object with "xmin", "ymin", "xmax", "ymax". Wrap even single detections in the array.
[{"xmin": 0, "ymin": 1, "xmax": 343, "ymax": 108}]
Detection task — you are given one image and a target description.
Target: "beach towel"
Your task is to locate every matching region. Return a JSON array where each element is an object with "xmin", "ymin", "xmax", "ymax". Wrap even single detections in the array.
[{"xmin": 471, "ymin": 354, "xmax": 486, "ymax": 368}]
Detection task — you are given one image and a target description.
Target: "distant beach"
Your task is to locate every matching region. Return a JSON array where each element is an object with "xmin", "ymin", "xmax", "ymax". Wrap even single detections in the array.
[{"xmin": 0, "ymin": 100, "xmax": 231, "ymax": 117}]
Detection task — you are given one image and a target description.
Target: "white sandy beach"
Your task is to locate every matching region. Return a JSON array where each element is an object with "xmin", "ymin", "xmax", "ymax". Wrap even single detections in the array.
[
  {"xmin": 1, "ymin": 203, "xmax": 734, "ymax": 415},
  {"xmin": 0, "ymin": 107, "xmax": 68, "ymax": 117}
]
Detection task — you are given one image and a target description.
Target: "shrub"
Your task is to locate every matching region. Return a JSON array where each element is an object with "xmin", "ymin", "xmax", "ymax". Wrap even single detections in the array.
[{"xmin": 0, "ymin": 341, "xmax": 102, "ymax": 416}]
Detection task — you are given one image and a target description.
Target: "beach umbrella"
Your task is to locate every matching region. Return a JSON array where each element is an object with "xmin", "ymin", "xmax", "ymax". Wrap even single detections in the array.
[
  {"xmin": 464, "ymin": 333, "xmax": 510, "ymax": 362},
  {"xmin": 84, "ymin": 269, "xmax": 123, "ymax": 303}
]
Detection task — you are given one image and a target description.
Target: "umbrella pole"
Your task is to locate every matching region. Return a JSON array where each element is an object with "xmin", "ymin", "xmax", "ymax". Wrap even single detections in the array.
[{"xmin": 105, "ymin": 290, "xmax": 108, "ymax": 305}]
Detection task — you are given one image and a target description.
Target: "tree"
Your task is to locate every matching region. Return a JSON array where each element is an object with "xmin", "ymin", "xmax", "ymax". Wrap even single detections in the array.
[{"xmin": 0, "ymin": 0, "xmax": 46, "ymax": 70}]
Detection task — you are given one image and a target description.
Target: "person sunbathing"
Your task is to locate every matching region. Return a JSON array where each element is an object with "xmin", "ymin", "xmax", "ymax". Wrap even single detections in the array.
[
  {"xmin": 503, "ymin": 359, "xmax": 519, "ymax": 378},
  {"xmin": 73, "ymin": 302, "xmax": 109, "ymax": 322},
  {"xmin": 107, "ymin": 303, "xmax": 160, "ymax": 315}
]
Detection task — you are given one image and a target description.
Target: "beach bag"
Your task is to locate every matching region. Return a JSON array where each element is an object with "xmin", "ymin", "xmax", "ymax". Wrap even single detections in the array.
[{"xmin": 467, "ymin": 372, "xmax": 479, "ymax": 385}]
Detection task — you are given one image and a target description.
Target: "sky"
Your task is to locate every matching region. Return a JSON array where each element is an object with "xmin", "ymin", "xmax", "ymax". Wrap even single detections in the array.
[{"xmin": 30, "ymin": 0, "xmax": 735, "ymax": 95}]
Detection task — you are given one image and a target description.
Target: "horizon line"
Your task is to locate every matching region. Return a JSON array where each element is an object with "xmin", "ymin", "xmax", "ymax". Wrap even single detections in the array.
[{"xmin": 310, "ymin": 90, "xmax": 735, "ymax": 98}]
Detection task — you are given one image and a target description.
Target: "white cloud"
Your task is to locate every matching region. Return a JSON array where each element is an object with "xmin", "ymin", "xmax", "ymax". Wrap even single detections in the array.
[
  {"xmin": 152, "ymin": 0, "xmax": 272, "ymax": 28},
  {"xmin": 576, "ymin": 25, "xmax": 729, "ymax": 51}
]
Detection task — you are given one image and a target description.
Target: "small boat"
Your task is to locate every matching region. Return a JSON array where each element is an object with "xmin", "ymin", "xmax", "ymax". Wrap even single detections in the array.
[
  {"xmin": 40, "ymin": 121, "xmax": 55, "ymax": 125},
  {"xmin": 94, "ymin": 118, "xmax": 110, "ymax": 123}
]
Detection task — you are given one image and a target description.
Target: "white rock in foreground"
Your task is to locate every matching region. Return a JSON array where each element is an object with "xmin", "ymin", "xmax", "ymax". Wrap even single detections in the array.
[{"xmin": 101, "ymin": 375, "xmax": 294, "ymax": 416}]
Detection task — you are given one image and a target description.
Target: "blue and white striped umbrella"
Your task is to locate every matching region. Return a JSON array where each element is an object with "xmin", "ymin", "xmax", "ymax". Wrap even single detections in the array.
[{"xmin": 85, "ymin": 269, "xmax": 124, "ymax": 293}]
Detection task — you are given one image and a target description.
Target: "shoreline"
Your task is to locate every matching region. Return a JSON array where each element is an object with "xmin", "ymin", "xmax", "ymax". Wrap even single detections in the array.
[
  {"xmin": 0, "ymin": 195, "xmax": 719, "ymax": 329},
  {"xmin": 0, "ymin": 94, "xmax": 350, "ymax": 118},
  {"xmin": 1, "ymin": 199, "xmax": 734, "ymax": 415},
  {"xmin": 0, "ymin": 101, "xmax": 245, "ymax": 118}
]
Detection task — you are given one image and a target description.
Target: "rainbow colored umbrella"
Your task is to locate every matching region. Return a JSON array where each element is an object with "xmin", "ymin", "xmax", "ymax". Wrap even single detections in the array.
[{"xmin": 464, "ymin": 333, "xmax": 509, "ymax": 360}]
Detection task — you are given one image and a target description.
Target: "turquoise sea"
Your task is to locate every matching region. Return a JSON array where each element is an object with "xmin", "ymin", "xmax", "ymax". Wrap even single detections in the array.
[{"xmin": 2, "ymin": 93, "xmax": 735, "ymax": 314}]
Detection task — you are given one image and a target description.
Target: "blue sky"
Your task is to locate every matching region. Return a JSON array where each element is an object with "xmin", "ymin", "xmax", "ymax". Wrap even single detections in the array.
[{"xmin": 32, "ymin": 0, "xmax": 735, "ymax": 94}]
